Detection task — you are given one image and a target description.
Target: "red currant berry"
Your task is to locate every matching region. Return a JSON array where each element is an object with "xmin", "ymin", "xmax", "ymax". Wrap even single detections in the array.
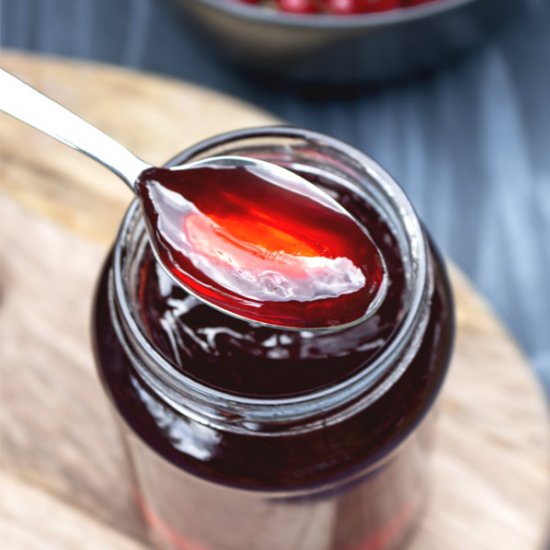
[
  {"xmin": 324, "ymin": 0, "xmax": 364, "ymax": 14},
  {"xmin": 325, "ymin": 0, "xmax": 399, "ymax": 14},
  {"xmin": 276, "ymin": 0, "xmax": 321, "ymax": 14}
]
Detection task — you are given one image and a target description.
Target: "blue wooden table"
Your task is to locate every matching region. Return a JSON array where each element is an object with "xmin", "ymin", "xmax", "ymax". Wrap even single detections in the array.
[{"xmin": 1, "ymin": 0, "xmax": 549, "ymax": 393}]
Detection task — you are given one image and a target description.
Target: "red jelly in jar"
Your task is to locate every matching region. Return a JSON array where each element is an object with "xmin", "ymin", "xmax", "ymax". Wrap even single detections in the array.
[{"xmin": 92, "ymin": 127, "xmax": 454, "ymax": 550}]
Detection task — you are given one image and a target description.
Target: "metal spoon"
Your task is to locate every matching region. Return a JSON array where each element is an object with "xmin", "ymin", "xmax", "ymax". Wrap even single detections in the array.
[{"xmin": 0, "ymin": 69, "xmax": 387, "ymax": 331}]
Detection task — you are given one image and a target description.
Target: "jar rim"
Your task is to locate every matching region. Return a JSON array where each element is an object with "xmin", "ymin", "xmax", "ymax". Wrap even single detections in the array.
[{"xmin": 111, "ymin": 126, "xmax": 431, "ymax": 433}]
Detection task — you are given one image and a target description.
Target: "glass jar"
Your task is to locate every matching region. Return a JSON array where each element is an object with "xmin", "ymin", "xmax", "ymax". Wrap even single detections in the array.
[{"xmin": 92, "ymin": 126, "xmax": 454, "ymax": 550}]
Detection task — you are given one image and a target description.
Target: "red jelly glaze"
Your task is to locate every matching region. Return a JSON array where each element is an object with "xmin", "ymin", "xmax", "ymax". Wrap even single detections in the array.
[{"xmin": 136, "ymin": 165, "xmax": 386, "ymax": 329}]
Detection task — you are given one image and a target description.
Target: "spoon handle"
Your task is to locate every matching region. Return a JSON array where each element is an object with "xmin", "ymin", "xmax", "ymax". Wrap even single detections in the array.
[{"xmin": 0, "ymin": 69, "xmax": 149, "ymax": 189}]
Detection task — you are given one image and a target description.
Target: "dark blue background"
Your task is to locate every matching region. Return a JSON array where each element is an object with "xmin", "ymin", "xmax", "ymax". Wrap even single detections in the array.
[{"xmin": 1, "ymin": 0, "xmax": 549, "ymax": 393}]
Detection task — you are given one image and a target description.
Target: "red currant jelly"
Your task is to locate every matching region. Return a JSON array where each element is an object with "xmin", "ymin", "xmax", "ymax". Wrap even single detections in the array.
[
  {"xmin": 93, "ymin": 127, "xmax": 454, "ymax": 550},
  {"xmin": 136, "ymin": 160, "xmax": 386, "ymax": 330}
]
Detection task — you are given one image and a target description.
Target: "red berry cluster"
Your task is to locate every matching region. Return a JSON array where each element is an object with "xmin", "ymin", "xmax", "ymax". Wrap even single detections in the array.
[{"xmin": 235, "ymin": 0, "xmax": 436, "ymax": 15}]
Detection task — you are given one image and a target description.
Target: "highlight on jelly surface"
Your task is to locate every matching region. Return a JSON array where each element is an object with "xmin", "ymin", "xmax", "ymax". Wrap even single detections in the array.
[{"xmin": 136, "ymin": 159, "xmax": 387, "ymax": 329}]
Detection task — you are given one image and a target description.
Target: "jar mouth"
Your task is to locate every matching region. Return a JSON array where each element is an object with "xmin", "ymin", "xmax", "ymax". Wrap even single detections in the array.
[{"xmin": 111, "ymin": 126, "xmax": 431, "ymax": 433}]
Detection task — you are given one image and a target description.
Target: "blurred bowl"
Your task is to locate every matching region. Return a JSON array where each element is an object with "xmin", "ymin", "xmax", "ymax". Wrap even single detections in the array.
[{"xmin": 173, "ymin": 0, "xmax": 523, "ymax": 83}]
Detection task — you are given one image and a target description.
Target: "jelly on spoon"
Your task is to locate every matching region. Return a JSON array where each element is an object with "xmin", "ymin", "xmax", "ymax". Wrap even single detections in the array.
[
  {"xmin": 0, "ymin": 69, "xmax": 387, "ymax": 330},
  {"xmin": 137, "ymin": 156, "xmax": 387, "ymax": 329}
]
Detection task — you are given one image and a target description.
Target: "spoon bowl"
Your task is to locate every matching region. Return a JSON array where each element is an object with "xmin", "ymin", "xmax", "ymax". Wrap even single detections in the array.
[{"xmin": 138, "ymin": 155, "xmax": 388, "ymax": 331}]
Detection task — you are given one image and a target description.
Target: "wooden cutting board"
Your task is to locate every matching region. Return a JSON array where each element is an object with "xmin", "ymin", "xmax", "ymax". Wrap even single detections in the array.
[{"xmin": 1, "ymin": 52, "xmax": 548, "ymax": 550}]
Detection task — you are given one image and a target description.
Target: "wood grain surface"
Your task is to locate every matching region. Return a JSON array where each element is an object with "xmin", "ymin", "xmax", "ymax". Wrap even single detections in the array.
[{"xmin": 1, "ymin": 52, "xmax": 549, "ymax": 550}]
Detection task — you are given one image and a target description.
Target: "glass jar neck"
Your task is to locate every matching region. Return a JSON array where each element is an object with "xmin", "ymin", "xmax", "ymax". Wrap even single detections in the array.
[{"xmin": 109, "ymin": 126, "xmax": 433, "ymax": 436}]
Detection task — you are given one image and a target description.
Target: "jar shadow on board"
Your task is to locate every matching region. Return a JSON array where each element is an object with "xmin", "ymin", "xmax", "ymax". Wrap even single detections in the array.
[{"xmin": 92, "ymin": 126, "xmax": 454, "ymax": 550}]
